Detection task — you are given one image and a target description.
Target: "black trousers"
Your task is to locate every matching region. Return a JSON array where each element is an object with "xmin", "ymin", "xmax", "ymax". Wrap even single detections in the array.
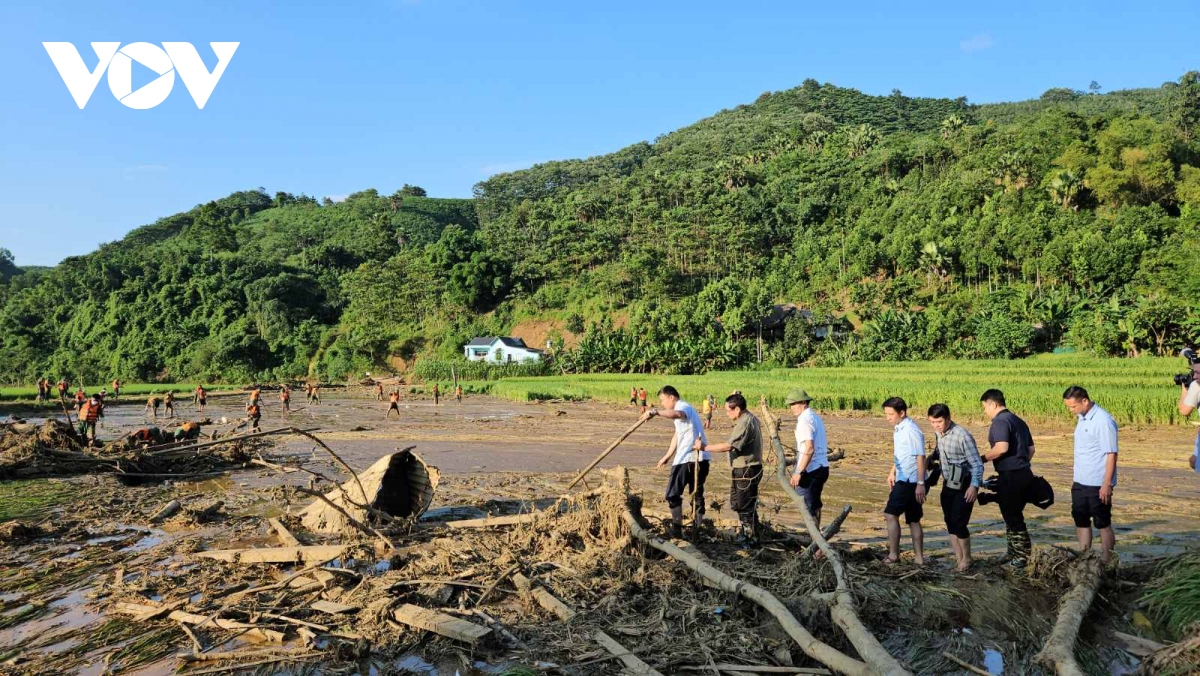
[
  {"xmin": 730, "ymin": 465, "xmax": 763, "ymax": 517},
  {"xmin": 998, "ymin": 467, "xmax": 1034, "ymax": 532},
  {"xmin": 666, "ymin": 460, "xmax": 710, "ymax": 510}
]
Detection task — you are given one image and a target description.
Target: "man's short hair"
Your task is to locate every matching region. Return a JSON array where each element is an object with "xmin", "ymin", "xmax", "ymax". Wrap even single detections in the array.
[
  {"xmin": 927, "ymin": 403, "xmax": 951, "ymax": 419},
  {"xmin": 980, "ymin": 389, "xmax": 1006, "ymax": 406},
  {"xmin": 725, "ymin": 393, "xmax": 747, "ymax": 411},
  {"xmin": 882, "ymin": 396, "xmax": 907, "ymax": 413},
  {"xmin": 658, "ymin": 385, "xmax": 680, "ymax": 399},
  {"xmin": 1062, "ymin": 385, "xmax": 1089, "ymax": 401}
]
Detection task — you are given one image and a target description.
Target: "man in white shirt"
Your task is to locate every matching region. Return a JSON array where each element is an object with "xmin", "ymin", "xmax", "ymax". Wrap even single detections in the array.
[
  {"xmin": 641, "ymin": 385, "xmax": 709, "ymax": 539},
  {"xmin": 786, "ymin": 389, "xmax": 830, "ymax": 526},
  {"xmin": 882, "ymin": 397, "xmax": 927, "ymax": 565},
  {"xmin": 1064, "ymin": 385, "xmax": 1119, "ymax": 564}
]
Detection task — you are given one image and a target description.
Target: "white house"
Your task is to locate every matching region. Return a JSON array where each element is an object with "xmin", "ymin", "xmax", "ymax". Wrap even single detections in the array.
[{"xmin": 463, "ymin": 337, "xmax": 544, "ymax": 363}]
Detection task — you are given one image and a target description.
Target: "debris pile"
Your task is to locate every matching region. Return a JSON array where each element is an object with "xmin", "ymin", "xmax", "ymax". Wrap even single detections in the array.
[
  {"xmin": 0, "ymin": 428, "xmax": 1165, "ymax": 675},
  {"xmin": 0, "ymin": 419, "xmax": 276, "ymax": 481}
]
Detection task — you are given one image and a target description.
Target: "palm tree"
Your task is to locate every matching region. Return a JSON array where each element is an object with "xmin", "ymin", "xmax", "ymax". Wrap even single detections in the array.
[
  {"xmin": 919, "ymin": 242, "xmax": 949, "ymax": 282},
  {"xmin": 847, "ymin": 124, "xmax": 881, "ymax": 159},
  {"xmin": 804, "ymin": 130, "xmax": 829, "ymax": 154},
  {"xmin": 1047, "ymin": 170, "xmax": 1083, "ymax": 210},
  {"xmin": 940, "ymin": 114, "xmax": 965, "ymax": 140}
]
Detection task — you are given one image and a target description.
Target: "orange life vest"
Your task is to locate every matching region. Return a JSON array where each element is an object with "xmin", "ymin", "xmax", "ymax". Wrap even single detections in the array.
[{"xmin": 83, "ymin": 399, "xmax": 101, "ymax": 422}]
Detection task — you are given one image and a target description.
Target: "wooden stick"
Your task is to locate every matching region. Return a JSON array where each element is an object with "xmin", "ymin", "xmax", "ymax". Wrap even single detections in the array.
[
  {"xmin": 1034, "ymin": 551, "xmax": 1104, "ymax": 676},
  {"xmin": 566, "ymin": 417, "xmax": 648, "ymax": 489},
  {"xmin": 143, "ymin": 426, "xmax": 317, "ymax": 456},
  {"xmin": 802, "ymin": 505, "xmax": 852, "ymax": 558},
  {"xmin": 940, "ymin": 652, "xmax": 993, "ymax": 676},
  {"xmin": 593, "ymin": 629, "xmax": 665, "ymax": 676},
  {"xmin": 760, "ymin": 398, "xmax": 910, "ymax": 676},
  {"xmin": 475, "ymin": 561, "xmax": 521, "ymax": 607},
  {"xmin": 617, "ymin": 468, "xmax": 871, "ymax": 676}
]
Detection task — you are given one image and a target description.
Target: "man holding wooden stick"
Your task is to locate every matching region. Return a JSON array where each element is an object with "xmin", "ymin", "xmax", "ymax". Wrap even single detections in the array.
[
  {"xmin": 642, "ymin": 385, "xmax": 708, "ymax": 539},
  {"xmin": 694, "ymin": 393, "xmax": 762, "ymax": 546}
]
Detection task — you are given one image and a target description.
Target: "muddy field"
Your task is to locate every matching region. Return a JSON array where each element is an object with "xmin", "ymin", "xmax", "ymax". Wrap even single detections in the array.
[{"xmin": 1, "ymin": 389, "xmax": 1197, "ymax": 675}]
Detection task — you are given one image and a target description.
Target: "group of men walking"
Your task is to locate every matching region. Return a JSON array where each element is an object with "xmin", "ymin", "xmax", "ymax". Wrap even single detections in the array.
[{"xmin": 639, "ymin": 384, "xmax": 1122, "ymax": 568}]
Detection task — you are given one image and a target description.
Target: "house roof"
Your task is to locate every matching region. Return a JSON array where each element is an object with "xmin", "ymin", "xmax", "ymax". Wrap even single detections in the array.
[{"xmin": 465, "ymin": 336, "xmax": 529, "ymax": 348}]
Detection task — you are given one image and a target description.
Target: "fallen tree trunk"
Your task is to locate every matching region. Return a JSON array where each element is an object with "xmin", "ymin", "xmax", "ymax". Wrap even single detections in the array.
[
  {"xmin": 760, "ymin": 398, "xmax": 909, "ymax": 676},
  {"xmin": 616, "ymin": 468, "xmax": 871, "ymax": 676},
  {"xmin": 1035, "ymin": 551, "xmax": 1104, "ymax": 676}
]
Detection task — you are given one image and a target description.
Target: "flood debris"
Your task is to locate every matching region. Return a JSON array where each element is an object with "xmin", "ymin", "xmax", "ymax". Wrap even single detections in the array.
[
  {"xmin": 0, "ymin": 422, "xmax": 1179, "ymax": 675},
  {"xmin": 299, "ymin": 447, "xmax": 439, "ymax": 535}
]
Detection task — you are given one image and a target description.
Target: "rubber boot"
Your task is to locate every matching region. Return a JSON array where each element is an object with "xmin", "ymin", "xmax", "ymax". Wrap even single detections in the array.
[
  {"xmin": 668, "ymin": 505, "xmax": 684, "ymax": 539},
  {"xmin": 1006, "ymin": 528, "xmax": 1030, "ymax": 569},
  {"xmin": 1013, "ymin": 529, "xmax": 1032, "ymax": 568},
  {"xmin": 737, "ymin": 512, "xmax": 758, "ymax": 548}
]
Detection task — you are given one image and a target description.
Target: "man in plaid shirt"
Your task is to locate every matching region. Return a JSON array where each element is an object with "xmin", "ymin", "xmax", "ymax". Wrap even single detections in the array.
[{"xmin": 927, "ymin": 403, "xmax": 985, "ymax": 572}]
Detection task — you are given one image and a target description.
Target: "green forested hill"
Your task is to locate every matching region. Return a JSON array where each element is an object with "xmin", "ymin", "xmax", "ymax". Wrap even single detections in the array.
[{"xmin": 4, "ymin": 75, "xmax": 1200, "ymax": 383}]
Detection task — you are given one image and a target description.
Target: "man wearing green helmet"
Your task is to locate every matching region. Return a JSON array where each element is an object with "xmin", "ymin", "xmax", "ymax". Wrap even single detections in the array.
[{"xmin": 786, "ymin": 388, "xmax": 830, "ymax": 526}]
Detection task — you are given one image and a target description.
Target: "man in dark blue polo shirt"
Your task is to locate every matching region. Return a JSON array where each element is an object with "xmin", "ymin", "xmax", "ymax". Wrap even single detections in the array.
[{"xmin": 980, "ymin": 389, "xmax": 1036, "ymax": 568}]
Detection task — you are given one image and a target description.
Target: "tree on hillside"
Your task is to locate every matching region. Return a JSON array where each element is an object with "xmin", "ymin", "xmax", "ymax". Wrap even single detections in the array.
[{"xmin": 399, "ymin": 184, "xmax": 427, "ymax": 197}]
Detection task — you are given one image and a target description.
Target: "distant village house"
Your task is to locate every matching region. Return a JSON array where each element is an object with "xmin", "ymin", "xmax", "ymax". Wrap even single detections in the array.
[{"xmin": 463, "ymin": 337, "xmax": 544, "ymax": 363}]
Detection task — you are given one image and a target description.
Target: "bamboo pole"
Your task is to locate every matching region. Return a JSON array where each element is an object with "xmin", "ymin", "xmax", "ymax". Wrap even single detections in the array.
[{"xmin": 566, "ymin": 417, "xmax": 648, "ymax": 489}]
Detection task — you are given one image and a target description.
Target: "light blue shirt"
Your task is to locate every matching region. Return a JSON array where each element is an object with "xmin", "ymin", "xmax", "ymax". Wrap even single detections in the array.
[
  {"xmin": 1073, "ymin": 404, "xmax": 1118, "ymax": 487},
  {"xmin": 671, "ymin": 400, "xmax": 710, "ymax": 466},
  {"xmin": 892, "ymin": 416, "xmax": 925, "ymax": 483},
  {"xmin": 793, "ymin": 408, "xmax": 829, "ymax": 474}
]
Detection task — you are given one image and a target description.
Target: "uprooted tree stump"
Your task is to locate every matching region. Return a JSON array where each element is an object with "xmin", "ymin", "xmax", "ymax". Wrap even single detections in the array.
[{"xmin": 300, "ymin": 449, "xmax": 439, "ymax": 534}]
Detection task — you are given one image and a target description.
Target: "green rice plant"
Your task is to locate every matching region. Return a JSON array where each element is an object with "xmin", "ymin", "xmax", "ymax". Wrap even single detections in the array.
[
  {"xmin": 488, "ymin": 354, "xmax": 1186, "ymax": 424},
  {"xmin": 1140, "ymin": 550, "xmax": 1200, "ymax": 639}
]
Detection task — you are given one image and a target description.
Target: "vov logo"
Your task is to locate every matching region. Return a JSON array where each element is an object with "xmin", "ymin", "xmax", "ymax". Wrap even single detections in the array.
[{"xmin": 43, "ymin": 42, "xmax": 239, "ymax": 109}]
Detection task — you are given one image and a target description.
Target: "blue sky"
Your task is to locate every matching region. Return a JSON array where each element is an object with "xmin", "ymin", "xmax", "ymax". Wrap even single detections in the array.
[{"xmin": 0, "ymin": 1, "xmax": 1194, "ymax": 266}]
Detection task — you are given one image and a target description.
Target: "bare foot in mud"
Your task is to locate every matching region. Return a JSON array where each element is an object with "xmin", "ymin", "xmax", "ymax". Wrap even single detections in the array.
[
  {"xmin": 882, "ymin": 554, "xmax": 900, "ymax": 565},
  {"xmin": 955, "ymin": 558, "xmax": 973, "ymax": 573}
]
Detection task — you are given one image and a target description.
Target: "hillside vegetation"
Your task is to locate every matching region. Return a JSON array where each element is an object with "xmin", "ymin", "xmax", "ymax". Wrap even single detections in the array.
[{"xmin": 4, "ymin": 74, "xmax": 1200, "ymax": 383}]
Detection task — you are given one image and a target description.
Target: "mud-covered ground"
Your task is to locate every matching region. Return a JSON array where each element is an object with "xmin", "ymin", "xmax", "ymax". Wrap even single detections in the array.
[
  {"xmin": 1, "ymin": 389, "xmax": 1197, "ymax": 675},
  {"xmin": 62, "ymin": 388, "xmax": 1191, "ymax": 562}
]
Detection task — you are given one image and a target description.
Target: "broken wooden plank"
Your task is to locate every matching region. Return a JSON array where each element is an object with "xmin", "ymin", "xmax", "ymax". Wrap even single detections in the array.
[
  {"xmin": 678, "ymin": 666, "xmax": 831, "ymax": 675},
  {"xmin": 192, "ymin": 545, "xmax": 348, "ymax": 564},
  {"xmin": 512, "ymin": 573, "xmax": 575, "ymax": 621},
  {"xmin": 446, "ymin": 512, "xmax": 542, "ymax": 529},
  {"xmin": 109, "ymin": 603, "xmax": 285, "ymax": 643},
  {"xmin": 392, "ymin": 603, "xmax": 490, "ymax": 643},
  {"xmin": 593, "ymin": 629, "xmax": 664, "ymax": 676},
  {"xmin": 1111, "ymin": 630, "xmax": 1165, "ymax": 658},
  {"xmin": 311, "ymin": 599, "xmax": 358, "ymax": 615},
  {"xmin": 268, "ymin": 518, "xmax": 302, "ymax": 546}
]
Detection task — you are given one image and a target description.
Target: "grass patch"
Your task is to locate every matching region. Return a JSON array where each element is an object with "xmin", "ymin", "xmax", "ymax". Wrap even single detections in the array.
[
  {"xmin": 1141, "ymin": 550, "xmax": 1200, "ymax": 639},
  {"xmin": 0, "ymin": 383, "xmax": 212, "ymax": 403},
  {"xmin": 0, "ymin": 479, "xmax": 76, "ymax": 522},
  {"xmin": 490, "ymin": 354, "xmax": 1184, "ymax": 424}
]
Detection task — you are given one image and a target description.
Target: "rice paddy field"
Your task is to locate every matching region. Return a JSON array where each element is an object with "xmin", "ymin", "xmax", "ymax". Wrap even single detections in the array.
[
  {"xmin": 489, "ymin": 354, "xmax": 1189, "ymax": 425},
  {"xmin": 0, "ymin": 383, "xmax": 210, "ymax": 403}
]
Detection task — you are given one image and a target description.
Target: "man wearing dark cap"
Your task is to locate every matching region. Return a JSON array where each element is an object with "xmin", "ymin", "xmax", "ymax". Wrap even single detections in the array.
[{"xmin": 695, "ymin": 393, "xmax": 762, "ymax": 546}]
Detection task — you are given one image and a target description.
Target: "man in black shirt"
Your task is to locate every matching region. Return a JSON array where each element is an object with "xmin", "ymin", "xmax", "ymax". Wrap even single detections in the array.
[{"xmin": 980, "ymin": 389, "xmax": 1037, "ymax": 568}]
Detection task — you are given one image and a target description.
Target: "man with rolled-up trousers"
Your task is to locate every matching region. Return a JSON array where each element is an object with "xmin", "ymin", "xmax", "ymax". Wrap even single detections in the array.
[{"xmin": 980, "ymin": 389, "xmax": 1037, "ymax": 568}]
